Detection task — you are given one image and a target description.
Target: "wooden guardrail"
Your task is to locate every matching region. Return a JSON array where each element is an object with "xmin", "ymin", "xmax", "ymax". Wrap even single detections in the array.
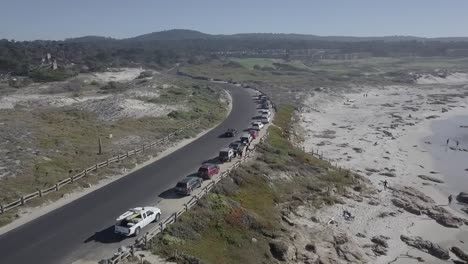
[
  {"xmin": 101, "ymin": 144, "xmax": 258, "ymax": 264},
  {"xmin": 0, "ymin": 120, "xmax": 201, "ymax": 215},
  {"xmin": 100, "ymin": 86, "xmax": 270, "ymax": 264}
]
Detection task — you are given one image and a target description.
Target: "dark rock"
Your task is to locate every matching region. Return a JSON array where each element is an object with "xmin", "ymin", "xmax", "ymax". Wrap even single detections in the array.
[
  {"xmin": 418, "ymin": 175, "xmax": 444, "ymax": 183},
  {"xmin": 457, "ymin": 192, "xmax": 468, "ymax": 204},
  {"xmin": 451, "ymin": 246, "xmax": 468, "ymax": 261},
  {"xmin": 305, "ymin": 243, "xmax": 316, "ymax": 252},
  {"xmin": 365, "ymin": 168, "xmax": 379, "ymax": 173},
  {"xmin": 356, "ymin": 233, "xmax": 366, "ymax": 238},
  {"xmin": 352, "ymin": 147, "xmax": 363, "ymax": 153},
  {"xmin": 281, "ymin": 215, "xmax": 295, "ymax": 226},
  {"xmin": 392, "ymin": 198, "xmax": 422, "ymax": 215},
  {"xmin": 426, "ymin": 206, "xmax": 463, "ymax": 228},
  {"xmin": 400, "ymin": 235, "xmax": 450, "ymax": 260},
  {"xmin": 425, "ymin": 115, "xmax": 440, "ymax": 119},
  {"xmin": 334, "ymin": 232, "xmax": 348, "ymax": 245},
  {"xmin": 269, "ymin": 240, "xmax": 289, "ymax": 261},
  {"xmin": 371, "ymin": 235, "xmax": 389, "ymax": 248},
  {"xmin": 380, "ymin": 172, "xmax": 396, "ymax": 177}
]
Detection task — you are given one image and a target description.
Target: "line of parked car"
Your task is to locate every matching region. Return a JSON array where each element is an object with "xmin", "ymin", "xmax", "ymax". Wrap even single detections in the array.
[{"xmin": 113, "ymin": 92, "xmax": 271, "ymax": 237}]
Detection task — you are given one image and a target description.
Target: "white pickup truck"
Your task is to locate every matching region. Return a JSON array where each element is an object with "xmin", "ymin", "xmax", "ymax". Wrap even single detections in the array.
[{"xmin": 114, "ymin": 207, "xmax": 161, "ymax": 237}]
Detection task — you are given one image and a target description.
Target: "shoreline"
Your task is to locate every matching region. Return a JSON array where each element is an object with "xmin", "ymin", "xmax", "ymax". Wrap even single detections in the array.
[{"xmin": 300, "ymin": 83, "xmax": 468, "ymax": 263}]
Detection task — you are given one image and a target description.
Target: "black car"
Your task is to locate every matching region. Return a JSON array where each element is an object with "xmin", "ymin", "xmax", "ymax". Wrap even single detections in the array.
[
  {"xmin": 224, "ymin": 128, "xmax": 238, "ymax": 137},
  {"xmin": 229, "ymin": 141, "xmax": 244, "ymax": 152},
  {"xmin": 174, "ymin": 177, "xmax": 202, "ymax": 196}
]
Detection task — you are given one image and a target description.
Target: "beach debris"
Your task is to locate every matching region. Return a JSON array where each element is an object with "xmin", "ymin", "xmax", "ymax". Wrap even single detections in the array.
[
  {"xmin": 451, "ymin": 246, "xmax": 468, "ymax": 262},
  {"xmin": 441, "ymin": 108, "xmax": 448, "ymax": 113},
  {"xmin": 417, "ymin": 175, "xmax": 444, "ymax": 183},
  {"xmin": 457, "ymin": 192, "xmax": 468, "ymax": 204},
  {"xmin": 400, "ymin": 235, "xmax": 450, "ymax": 260}
]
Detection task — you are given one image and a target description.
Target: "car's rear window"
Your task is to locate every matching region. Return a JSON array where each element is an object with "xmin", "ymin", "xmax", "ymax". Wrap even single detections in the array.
[{"xmin": 176, "ymin": 182, "xmax": 187, "ymax": 188}]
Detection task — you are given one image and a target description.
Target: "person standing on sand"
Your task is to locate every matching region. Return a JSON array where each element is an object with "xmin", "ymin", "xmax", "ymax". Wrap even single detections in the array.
[
  {"xmin": 448, "ymin": 194, "xmax": 453, "ymax": 205},
  {"xmin": 446, "ymin": 138, "xmax": 450, "ymax": 145},
  {"xmin": 383, "ymin": 180, "xmax": 388, "ymax": 190},
  {"xmin": 456, "ymin": 140, "xmax": 460, "ymax": 150}
]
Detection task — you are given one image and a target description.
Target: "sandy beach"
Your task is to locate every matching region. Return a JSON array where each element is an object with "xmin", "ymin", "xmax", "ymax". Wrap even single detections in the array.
[{"xmin": 299, "ymin": 77, "xmax": 468, "ymax": 263}]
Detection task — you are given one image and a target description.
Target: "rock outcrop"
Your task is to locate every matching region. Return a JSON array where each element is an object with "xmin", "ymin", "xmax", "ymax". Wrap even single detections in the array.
[
  {"xmin": 400, "ymin": 235, "xmax": 450, "ymax": 260},
  {"xmin": 457, "ymin": 192, "xmax": 468, "ymax": 204},
  {"xmin": 451, "ymin": 246, "xmax": 468, "ymax": 262},
  {"xmin": 417, "ymin": 175, "xmax": 444, "ymax": 183}
]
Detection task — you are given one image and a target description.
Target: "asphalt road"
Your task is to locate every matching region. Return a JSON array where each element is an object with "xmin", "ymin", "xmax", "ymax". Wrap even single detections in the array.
[{"xmin": 0, "ymin": 85, "xmax": 258, "ymax": 264}]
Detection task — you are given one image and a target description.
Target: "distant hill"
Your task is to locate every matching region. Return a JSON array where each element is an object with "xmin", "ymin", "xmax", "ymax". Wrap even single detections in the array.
[
  {"xmin": 129, "ymin": 29, "xmax": 213, "ymax": 41},
  {"xmin": 126, "ymin": 30, "xmax": 468, "ymax": 42},
  {"xmin": 65, "ymin": 36, "xmax": 115, "ymax": 42}
]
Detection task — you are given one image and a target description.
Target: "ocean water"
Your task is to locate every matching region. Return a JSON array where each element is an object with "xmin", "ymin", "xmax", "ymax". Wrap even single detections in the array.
[{"xmin": 425, "ymin": 115, "xmax": 468, "ymax": 196}]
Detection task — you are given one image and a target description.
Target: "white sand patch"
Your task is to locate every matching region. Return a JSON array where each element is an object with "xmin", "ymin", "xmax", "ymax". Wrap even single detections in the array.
[
  {"xmin": 300, "ymin": 84, "xmax": 468, "ymax": 263},
  {"xmin": 89, "ymin": 68, "xmax": 145, "ymax": 83},
  {"xmin": 416, "ymin": 72, "xmax": 468, "ymax": 85},
  {"xmin": 77, "ymin": 96, "xmax": 182, "ymax": 121}
]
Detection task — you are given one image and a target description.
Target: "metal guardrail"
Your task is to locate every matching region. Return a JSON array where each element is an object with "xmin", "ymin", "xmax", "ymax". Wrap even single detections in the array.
[{"xmin": 0, "ymin": 120, "xmax": 201, "ymax": 215}]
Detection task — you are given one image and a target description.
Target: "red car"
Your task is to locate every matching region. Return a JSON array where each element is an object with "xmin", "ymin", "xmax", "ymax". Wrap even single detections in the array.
[
  {"xmin": 249, "ymin": 129, "xmax": 259, "ymax": 139},
  {"xmin": 198, "ymin": 164, "xmax": 220, "ymax": 180}
]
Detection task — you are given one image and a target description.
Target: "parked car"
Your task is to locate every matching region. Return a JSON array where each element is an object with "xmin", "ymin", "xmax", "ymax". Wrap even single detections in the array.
[
  {"xmin": 224, "ymin": 128, "xmax": 238, "ymax": 137},
  {"xmin": 260, "ymin": 109, "xmax": 271, "ymax": 117},
  {"xmin": 261, "ymin": 102, "xmax": 270, "ymax": 109},
  {"xmin": 261, "ymin": 115, "xmax": 271, "ymax": 124},
  {"xmin": 251, "ymin": 121, "xmax": 264, "ymax": 131},
  {"xmin": 229, "ymin": 141, "xmax": 244, "ymax": 152},
  {"xmin": 240, "ymin": 133, "xmax": 253, "ymax": 145},
  {"xmin": 114, "ymin": 207, "xmax": 161, "ymax": 237},
  {"xmin": 219, "ymin": 147, "xmax": 235, "ymax": 162},
  {"xmin": 175, "ymin": 177, "xmax": 202, "ymax": 196},
  {"xmin": 249, "ymin": 129, "xmax": 259, "ymax": 139},
  {"xmin": 198, "ymin": 163, "xmax": 220, "ymax": 180}
]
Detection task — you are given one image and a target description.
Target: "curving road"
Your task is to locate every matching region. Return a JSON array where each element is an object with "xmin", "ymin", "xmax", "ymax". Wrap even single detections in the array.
[{"xmin": 0, "ymin": 85, "xmax": 258, "ymax": 264}]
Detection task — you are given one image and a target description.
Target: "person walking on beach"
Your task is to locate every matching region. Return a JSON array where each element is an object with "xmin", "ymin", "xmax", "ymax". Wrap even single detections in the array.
[
  {"xmin": 456, "ymin": 140, "xmax": 460, "ymax": 150},
  {"xmin": 446, "ymin": 138, "xmax": 450, "ymax": 145},
  {"xmin": 383, "ymin": 180, "xmax": 388, "ymax": 190},
  {"xmin": 448, "ymin": 194, "xmax": 453, "ymax": 205}
]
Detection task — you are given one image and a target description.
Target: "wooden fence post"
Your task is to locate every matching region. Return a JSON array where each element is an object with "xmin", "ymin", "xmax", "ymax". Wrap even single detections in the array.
[
  {"xmin": 70, "ymin": 176, "xmax": 74, "ymax": 183},
  {"xmin": 159, "ymin": 222, "xmax": 163, "ymax": 231},
  {"xmin": 174, "ymin": 212, "xmax": 177, "ymax": 222},
  {"xmin": 20, "ymin": 196, "xmax": 25, "ymax": 205},
  {"xmin": 56, "ymin": 183, "xmax": 60, "ymax": 191},
  {"xmin": 38, "ymin": 189, "xmax": 43, "ymax": 197},
  {"xmin": 0, "ymin": 204, "xmax": 3, "ymax": 214},
  {"xmin": 184, "ymin": 203, "xmax": 188, "ymax": 211},
  {"xmin": 117, "ymin": 155, "xmax": 121, "ymax": 162}
]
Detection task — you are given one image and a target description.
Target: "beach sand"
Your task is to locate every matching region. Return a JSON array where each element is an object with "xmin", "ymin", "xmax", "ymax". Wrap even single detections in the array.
[{"xmin": 300, "ymin": 81, "xmax": 468, "ymax": 263}]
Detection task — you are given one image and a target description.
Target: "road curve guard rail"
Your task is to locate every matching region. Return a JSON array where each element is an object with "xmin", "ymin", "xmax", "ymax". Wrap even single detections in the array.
[
  {"xmin": 0, "ymin": 120, "xmax": 202, "ymax": 215},
  {"xmin": 101, "ymin": 131, "xmax": 269, "ymax": 264}
]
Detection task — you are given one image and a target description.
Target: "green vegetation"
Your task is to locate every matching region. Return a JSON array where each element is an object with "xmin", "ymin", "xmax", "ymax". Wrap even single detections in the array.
[
  {"xmin": 0, "ymin": 81, "xmax": 229, "ymax": 226},
  {"xmin": 29, "ymin": 68, "xmax": 76, "ymax": 82},
  {"xmin": 152, "ymin": 105, "xmax": 365, "ymax": 264}
]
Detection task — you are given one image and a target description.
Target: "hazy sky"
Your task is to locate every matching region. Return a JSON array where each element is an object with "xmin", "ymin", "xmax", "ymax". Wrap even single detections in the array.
[{"xmin": 1, "ymin": 0, "xmax": 467, "ymax": 40}]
